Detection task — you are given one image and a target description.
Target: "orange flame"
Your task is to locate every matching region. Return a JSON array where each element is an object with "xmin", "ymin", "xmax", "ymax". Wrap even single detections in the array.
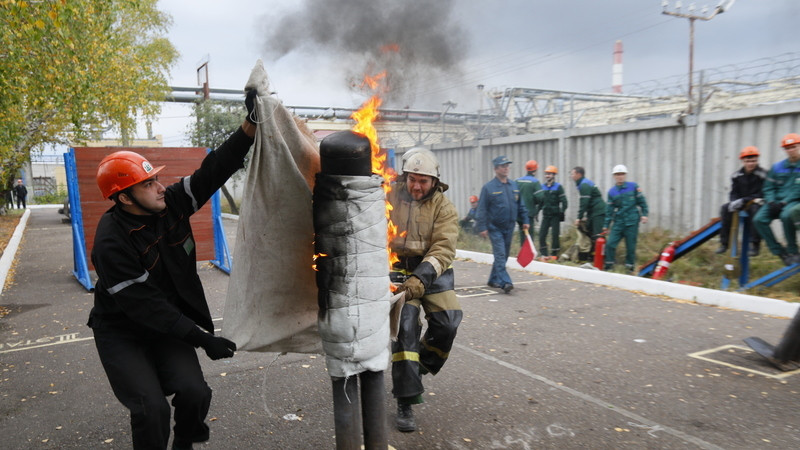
[
  {"xmin": 351, "ymin": 72, "xmax": 400, "ymax": 280},
  {"xmin": 312, "ymin": 252, "xmax": 328, "ymax": 271}
]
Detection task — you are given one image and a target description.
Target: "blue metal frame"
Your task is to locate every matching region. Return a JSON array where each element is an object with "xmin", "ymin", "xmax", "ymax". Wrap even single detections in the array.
[
  {"xmin": 64, "ymin": 149, "xmax": 94, "ymax": 291},
  {"xmin": 638, "ymin": 220, "xmax": 722, "ymax": 277}
]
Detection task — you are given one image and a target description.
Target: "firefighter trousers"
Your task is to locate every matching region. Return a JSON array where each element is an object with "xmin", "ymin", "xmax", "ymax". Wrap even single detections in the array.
[
  {"xmin": 391, "ymin": 291, "xmax": 462, "ymax": 401},
  {"xmin": 93, "ymin": 326, "xmax": 212, "ymax": 449}
]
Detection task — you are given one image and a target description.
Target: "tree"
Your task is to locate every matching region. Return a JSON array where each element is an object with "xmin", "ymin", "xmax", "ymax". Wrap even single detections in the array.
[
  {"xmin": 188, "ymin": 99, "xmax": 248, "ymax": 214},
  {"xmin": 0, "ymin": 0, "xmax": 178, "ymax": 189}
]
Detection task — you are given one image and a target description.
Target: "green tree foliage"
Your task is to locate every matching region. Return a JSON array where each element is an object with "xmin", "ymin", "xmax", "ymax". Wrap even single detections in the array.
[
  {"xmin": 188, "ymin": 100, "xmax": 247, "ymax": 213},
  {"xmin": 0, "ymin": 0, "xmax": 178, "ymax": 188}
]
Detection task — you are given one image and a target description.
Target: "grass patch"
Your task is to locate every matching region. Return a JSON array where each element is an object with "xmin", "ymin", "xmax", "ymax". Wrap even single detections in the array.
[{"xmin": 457, "ymin": 224, "xmax": 800, "ymax": 302}]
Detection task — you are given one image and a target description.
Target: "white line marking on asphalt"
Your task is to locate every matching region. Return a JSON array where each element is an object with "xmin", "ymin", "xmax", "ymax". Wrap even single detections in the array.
[
  {"xmin": 455, "ymin": 343, "xmax": 725, "ymax": 450},
  {"xmin": 688, "ymin": 344, "xmax": 800, "ymax": 379}
]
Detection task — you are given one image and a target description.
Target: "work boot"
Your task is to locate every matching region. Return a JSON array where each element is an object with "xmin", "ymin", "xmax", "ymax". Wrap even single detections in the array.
[
  {"xmin": 748, "ymin": 243, "xmax": 760, "ymax": 257},
  {"xmin": 578, "ymin": 252, "xmax": 589, "ymax": 262},
  {"xmin": 502, "ymin": 283, "xmax": 514, "ymax": 294},
  {"xmin": 624, "ymin": 264, "xmax": 635, "ymax": 273},
  {"xmin": 396, "ymin": 403, "xmax": 416, "ymax": 432},
  {"xmin": 782, "ymin": 254, "xmax": 800, "ymax": 266},
  {"xmin": 715, "ymin": 245, "xmax": 727, "ymax": 255},
  {"xmin": 603, "ymin": 263, "xmax": 613, "ymax": 271}
]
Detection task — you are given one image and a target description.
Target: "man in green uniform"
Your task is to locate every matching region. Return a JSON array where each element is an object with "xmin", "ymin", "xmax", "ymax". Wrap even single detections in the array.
[
  {"xmin": 538, "ymin": 165, "xmax": 567, "ymax": 257},
  {"xmin": 753, "ymin": 133, "xmax": 800, "ymax": 265},
  {"xmin": 515, "ymin": 160, "xmax": 541, "ymax": 245},
  {"xmin": 570, "ymin": 166, "xmax": 607, "ymax": 261},
  {"xmin": 603, "ymin": 165, "xmax": 648, "ymax": 272}
]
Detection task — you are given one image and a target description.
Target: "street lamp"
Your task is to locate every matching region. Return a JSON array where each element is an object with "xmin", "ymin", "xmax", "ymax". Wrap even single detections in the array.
[
  {"xmin": 441, "ymin": 100, "xmax": 457, "ymax": 143},
  {"xmin": 661, "ymin": 0, "xmax": 735, "ymax": 114}
]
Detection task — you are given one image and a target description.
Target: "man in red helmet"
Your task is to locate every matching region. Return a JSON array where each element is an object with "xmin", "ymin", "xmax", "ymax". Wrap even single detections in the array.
[
  {"xmin": 88, "ymin": 91, "xmax": 257, "ymax": 449},
  {"xmin": 716, "ymin": 146, "xmax": 766, "ymax": 256},
  {"xmin": 515, "ymin": 160, "xmax": 541, "ymax": 244},
  {"xmin": 459, "ymin": 194, "xmax": 480, "ymax": 234},
  {"xmin": 754, "ymin": 133, "xmax": 800, "ymax": 265}
]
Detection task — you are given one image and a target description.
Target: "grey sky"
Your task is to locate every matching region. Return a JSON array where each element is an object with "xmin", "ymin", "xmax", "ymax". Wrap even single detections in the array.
[{"xmin": 151, "ymin": 0, "xmax": 798, "ymax": 145}]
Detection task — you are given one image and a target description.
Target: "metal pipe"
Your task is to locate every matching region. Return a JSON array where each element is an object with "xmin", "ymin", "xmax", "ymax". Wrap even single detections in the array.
[
  {"xmin": 331, "ymin": 377, "xmax": 361, "ymax": 450},
  {"xmin": 359, "ymin": 371, "xmax": 387, "ymax": 449}
]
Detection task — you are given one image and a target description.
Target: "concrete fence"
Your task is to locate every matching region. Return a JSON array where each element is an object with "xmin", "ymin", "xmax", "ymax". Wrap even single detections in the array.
[{"xmin": 418, "ymin": 101, "xmax": 800, "ymax": 234}]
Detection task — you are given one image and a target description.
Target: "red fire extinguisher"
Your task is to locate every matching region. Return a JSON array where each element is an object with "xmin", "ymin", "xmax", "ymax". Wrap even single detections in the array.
[
  {"xmin": 593, "ymin": 234, "xmax": 606, "ymax": 270},
  {"xmin": 653, "ymin": 242, "xmax": 677, "ymax": 280}
]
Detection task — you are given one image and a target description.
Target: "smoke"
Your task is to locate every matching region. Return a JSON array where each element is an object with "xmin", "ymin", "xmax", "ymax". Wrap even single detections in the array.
[{"xmin": 259, "ymin": 0, "xmax": 469, "ymax": 107}]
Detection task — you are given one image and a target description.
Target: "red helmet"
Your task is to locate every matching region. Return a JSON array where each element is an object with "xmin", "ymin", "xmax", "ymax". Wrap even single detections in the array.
[
  {"xmin": 96, "ymin": 151, "xmax": 164, "ymax": 199},
  {"xmin": 739, "ymin": 146, "xmax": 760, "ymax": 159},
  {"xmin": 525, "ymin": 160, "xmax": 538, "ymax": 171},
  {"xmin": 469, "ymin": 195, "xmax": 478, "ymax": 203},
  {"xmin": 782, "ymin": 133, "xmax": 800, "ymax": 148}
]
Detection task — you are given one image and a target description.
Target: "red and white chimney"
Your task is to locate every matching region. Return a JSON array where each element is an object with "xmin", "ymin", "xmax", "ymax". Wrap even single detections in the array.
[{"xmin": 612, "ymin": 40, "xmax": 623, "ymax": 94}]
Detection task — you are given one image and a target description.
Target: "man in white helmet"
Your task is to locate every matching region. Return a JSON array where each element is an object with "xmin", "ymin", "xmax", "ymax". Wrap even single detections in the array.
[
  {"xmin": 602, "ymin": 164, "xmax": 648, "ymax": 272},
  {"xmin": 388, "ymin": 149, "xmax": 461, "ymax": 432}
]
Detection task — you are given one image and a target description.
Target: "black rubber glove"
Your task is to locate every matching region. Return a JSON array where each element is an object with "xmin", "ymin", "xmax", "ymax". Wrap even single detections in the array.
[
  {"xmin": 559, "ymin": 212, "xmax": 565, "ymax": 222},
  {"xmin": 185, "ymin": 327, "xmax": 237, "ymax": 360},
  {"xmin": 769, "ymin": 201, "xmax": 785, "ymax": 216},
  {"xmin": 245, "ymin": 89, "xmax": 258, "ymax": 125}
]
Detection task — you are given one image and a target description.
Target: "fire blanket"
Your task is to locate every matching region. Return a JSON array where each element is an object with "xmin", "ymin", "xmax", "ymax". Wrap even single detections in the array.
[
  {"xmin": 223, "ymin": 60, "xmax": 322, "ymax": 353},
  {"xmin": 314, "ymin": 174, "xmax": 392, "ymax": 377}
]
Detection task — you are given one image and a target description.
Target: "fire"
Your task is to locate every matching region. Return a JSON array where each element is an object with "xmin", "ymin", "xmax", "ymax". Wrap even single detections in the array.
[
  {"xmin": 351, "ymin": 72, "xmax": 402, "ymax": 276},
  {"xmin": 312, "ymin": 252, "xmax": 328, "ymax": 272}
]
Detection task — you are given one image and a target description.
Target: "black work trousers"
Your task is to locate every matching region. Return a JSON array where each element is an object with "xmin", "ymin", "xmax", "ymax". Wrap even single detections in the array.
[
  {"xmin": 719, "ymin": 202, "xmax": 761, "ymax": 249},
  {"xmin": 93, "ymin": 326, "xmax": 212, "ymax": 449}
]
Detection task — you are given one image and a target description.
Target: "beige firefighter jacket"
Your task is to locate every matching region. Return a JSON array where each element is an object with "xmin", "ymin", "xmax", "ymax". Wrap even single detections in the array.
[{"xmin": 388, "ymin": 180, "xmax": 459, "ymax": 293}]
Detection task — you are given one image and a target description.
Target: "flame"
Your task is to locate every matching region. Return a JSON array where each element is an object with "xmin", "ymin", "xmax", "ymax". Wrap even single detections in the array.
[
  {"xmin": 351, "ymin": 72, "xmax": 400, "ymax": 282},
  {"xmin": 312, "ymin": 252, "xmax": 328, "ymax": 271}
]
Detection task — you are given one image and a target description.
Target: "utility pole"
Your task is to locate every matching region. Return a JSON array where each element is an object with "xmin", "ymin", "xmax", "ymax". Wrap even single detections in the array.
[
  {"xmin": 441, "ymin": 100, "xmax": 456, "ymax": 143},
  {"xmin": 661, "ymin": 0, "xmax": 736, "ymax": 114}
]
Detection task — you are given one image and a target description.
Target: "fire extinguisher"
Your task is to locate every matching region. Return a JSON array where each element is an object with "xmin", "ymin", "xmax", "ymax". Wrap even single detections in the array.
[
  {"xmin": 653, "ymin": 242, "xmax": 677, "ymax": 280},
  {"xmin": 593, "ymin": 234, "xmax": 606, "ymax": 270}
]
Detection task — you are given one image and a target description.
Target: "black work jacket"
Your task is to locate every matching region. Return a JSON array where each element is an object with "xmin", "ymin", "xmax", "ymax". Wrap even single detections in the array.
[
  {"xmin": 729, "ymin": 166, "xmax": 767, "ymax": 203},
  {"xmin": 88, "ymin": 128, "xmax": 253, "ymax": 337}
]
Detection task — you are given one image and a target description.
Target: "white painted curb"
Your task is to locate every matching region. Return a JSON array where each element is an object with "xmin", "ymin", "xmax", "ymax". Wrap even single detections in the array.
[
  {"xmin": 457, "ymin": 249, "xmax": 800, "ymax": 319},
  {"xmin": 0, "ymin": 209, "xmax": 32, "ymax": 296}
]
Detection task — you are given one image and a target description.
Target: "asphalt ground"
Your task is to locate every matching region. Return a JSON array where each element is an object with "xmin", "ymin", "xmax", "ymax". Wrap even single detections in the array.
[{"xmin": 1, "ymin": 208, "xmax": 799, "ymax": 449}]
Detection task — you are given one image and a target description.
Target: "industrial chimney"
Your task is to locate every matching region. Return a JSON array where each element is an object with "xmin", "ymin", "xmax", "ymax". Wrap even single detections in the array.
[{"xmin": 612, "ymin": 40, "xmax": 623, "ymax": 94}]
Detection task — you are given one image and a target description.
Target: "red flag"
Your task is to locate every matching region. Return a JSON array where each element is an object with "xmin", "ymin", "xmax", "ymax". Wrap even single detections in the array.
[{"xmin": 517, "ymin": 229, "xmax": 538, "ymax": 268}]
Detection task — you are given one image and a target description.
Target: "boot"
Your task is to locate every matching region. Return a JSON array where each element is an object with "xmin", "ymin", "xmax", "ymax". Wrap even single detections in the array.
[
  {"xmin": 577, "ymin": 252, "xmax": 589, "ymax": 262},
  {"xmin": 396, "ymin": 403, "xmax": 416, "ymax": 432},
  {"xmin": 748, "ymin": 242, "xmax": 760, "ymax": 257},
  {"xmin": 715, "ymin": 244, "xmax": 727, "ymax": 254}
]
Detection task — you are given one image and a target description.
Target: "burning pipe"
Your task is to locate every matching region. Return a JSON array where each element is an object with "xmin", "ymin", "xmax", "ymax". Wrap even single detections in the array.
[{"xmin": 313, "ymin": 131, "xmax": 392, "ymax": 449}]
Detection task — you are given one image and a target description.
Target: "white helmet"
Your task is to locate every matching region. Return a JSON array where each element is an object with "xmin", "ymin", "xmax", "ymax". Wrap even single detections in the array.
[
  {"xmin": 612, "ymin": 164, "xmax": 628, "ymax": 174},
  {"xmin": 404, "ymin": 150, "xmax": 440, "ymax": 179}
]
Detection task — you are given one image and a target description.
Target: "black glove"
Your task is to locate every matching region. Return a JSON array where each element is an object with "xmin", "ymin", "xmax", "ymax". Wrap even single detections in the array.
[
  {"xmin": 559, "ymin": 212, "xmax": 565, "ymax": 222},
  {"xmin": 185, "ymin": 327, "xmax": 237, "ymax": 360},
  {"xmin": 769, "ymin": 201, "xmax": 786, "ymax": 216},
  {"xmin": 245, "ymin": 89, "xmax": 258, "ymax": 125}
]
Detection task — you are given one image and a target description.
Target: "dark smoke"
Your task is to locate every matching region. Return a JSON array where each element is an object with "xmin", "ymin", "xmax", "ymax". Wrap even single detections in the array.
[{"xmin": 260, "ymin": 0, "xmax": 469, "ymax": 107}]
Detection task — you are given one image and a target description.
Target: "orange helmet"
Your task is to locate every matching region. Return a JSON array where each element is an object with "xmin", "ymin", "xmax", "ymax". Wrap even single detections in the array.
[
  {"xmin": 469, "ymin": 195, "xmax": 478, "ymax": 203},
  {"xmin": 545, "ymin": 165, "xmax": 558, "ymax": 174},
  {"xmin": 782, "ymin": 133, "xmax": 800, "ymax": 148},
  {"xmin": 525, "ymin": 160, "xmax": 538, "ymax": 171},
  {"xmin": 739, "ymin": 146, "xmax": 760, "ymax": 159},
  {"xmin": 96, "ymin": 151, "xmax": 164, "ymax": 199}
]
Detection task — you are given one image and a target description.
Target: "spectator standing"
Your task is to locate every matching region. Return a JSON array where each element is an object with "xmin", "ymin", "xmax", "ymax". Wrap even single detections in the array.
[
  {"xmin": 515, "ymin": 160, "xmax": 541, "ymax": 244},
  {"xmin": 603, "ymin": 165, "xmax": 649, "ymax": 272},
  {"xmin": 537, "ymin": 166, "xmax": 567, "ymax": 257},
  {"xmin": 476, "ymin": 156, "xmax": 529, "ymax": 293},
  {"xmin": 570, "ymin": 166, "xmax": 607, "ymax": 261},
  {"xmin": 13, "ymin": 179, "xmax": 27, "ymax": 209},
  {"xmin": 459, "ymin": 195, "xmax": 480, "ymax": 234}
]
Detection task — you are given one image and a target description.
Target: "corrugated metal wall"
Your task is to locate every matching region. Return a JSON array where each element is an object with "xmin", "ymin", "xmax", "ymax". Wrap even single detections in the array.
[{"xmin": 417, "ymin": 101, "xmax": 800, "ymax": 234}]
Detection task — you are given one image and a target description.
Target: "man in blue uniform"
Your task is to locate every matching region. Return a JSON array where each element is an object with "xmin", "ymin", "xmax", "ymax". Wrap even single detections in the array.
[
  {"xmin": 476, "ymin": 156, "xmax": 529, "ymax": 293},
  {"xmin": 603, "ymin": 164, "xmax": 648, "ymax": 272},
  {"xmin": 88, "ymin": 91, "xmax": 257, "ymax": 449}
]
